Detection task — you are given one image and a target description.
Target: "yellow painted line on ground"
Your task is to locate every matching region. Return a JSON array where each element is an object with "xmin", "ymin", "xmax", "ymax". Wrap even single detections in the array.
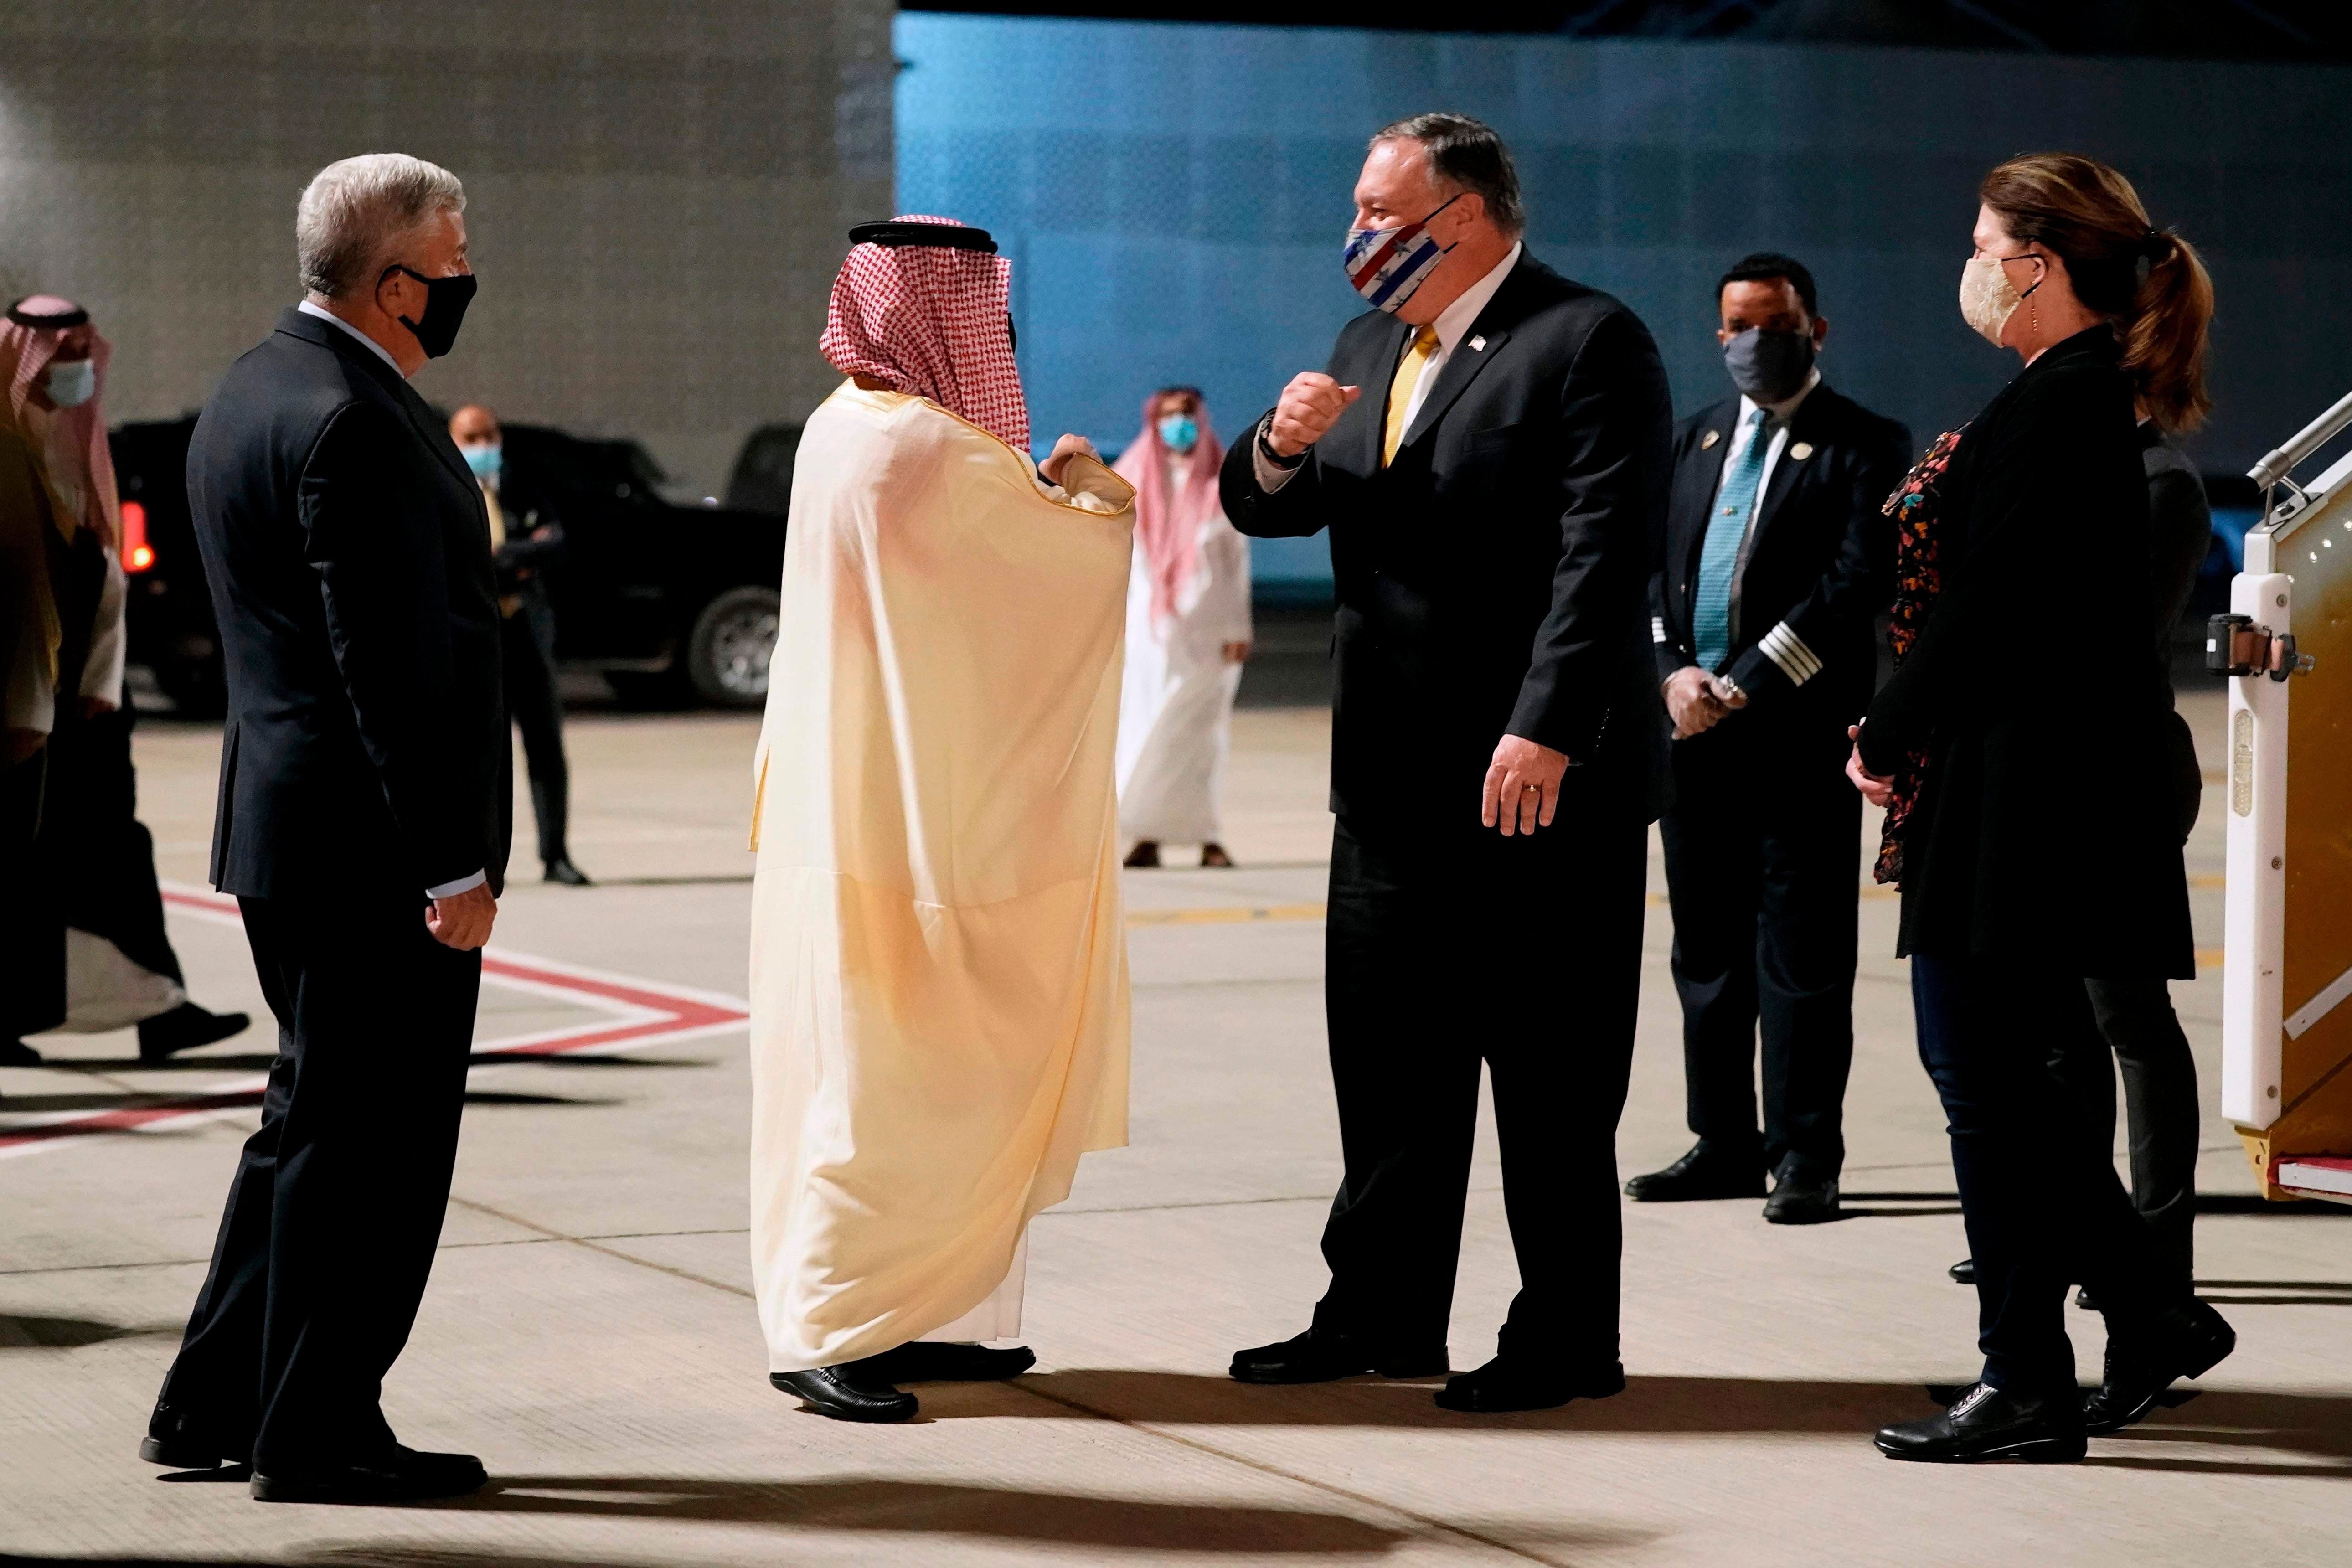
[{"xmin": 1125, "ymin": 903, "xmax": 1327, "ymax": 927}]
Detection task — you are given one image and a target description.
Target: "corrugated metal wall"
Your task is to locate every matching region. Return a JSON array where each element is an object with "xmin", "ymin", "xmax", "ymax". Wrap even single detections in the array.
[
  {"xmin": 0, "ymin": 0, "xmax": 895, "ymax": 494},
  {"xmin": 898, "ymin": 15, "xmax": 2352, "ymax": 590}
]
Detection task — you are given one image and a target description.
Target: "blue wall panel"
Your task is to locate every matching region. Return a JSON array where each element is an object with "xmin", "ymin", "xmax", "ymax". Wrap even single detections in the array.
[{"xmin": 897, "ymin": 15, "xmax": 2352, "ymax": 593}]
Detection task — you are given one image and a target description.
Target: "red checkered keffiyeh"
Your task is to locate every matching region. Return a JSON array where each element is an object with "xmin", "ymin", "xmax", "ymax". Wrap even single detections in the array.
[{"xmin": 820, "ymin": 214, "xmax": 1029, "ymax": 453}]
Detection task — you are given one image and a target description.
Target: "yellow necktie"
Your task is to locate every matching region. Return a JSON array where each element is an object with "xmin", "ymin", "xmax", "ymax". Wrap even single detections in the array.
[
  {"xmin": 1382, "ymin": 325, "xmax": 1441, "ymax": 469},
  {"xmin": 480, "ymin": 481, "xmax": 505, "ymax": 550}
]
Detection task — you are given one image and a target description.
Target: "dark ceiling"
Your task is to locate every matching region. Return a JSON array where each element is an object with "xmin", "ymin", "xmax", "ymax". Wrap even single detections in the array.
[{"xmin": 899, "ymin": 0, "xmax": 2352, "ymax": 62}]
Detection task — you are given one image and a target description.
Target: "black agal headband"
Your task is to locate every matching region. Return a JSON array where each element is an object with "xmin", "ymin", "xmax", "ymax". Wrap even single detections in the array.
[
  {"xmin": 7, "ymin": 298, "xmax": 90, "ymax": 329},
  {"xmin": 848, "ymin": 221, "xmax": 999, "ymax": 254}
]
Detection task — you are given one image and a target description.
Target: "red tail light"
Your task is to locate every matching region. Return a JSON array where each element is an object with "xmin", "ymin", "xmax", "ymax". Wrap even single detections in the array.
[{"xmin": 121, "ymin": 500, "xmax": 154, "ymax": 572}]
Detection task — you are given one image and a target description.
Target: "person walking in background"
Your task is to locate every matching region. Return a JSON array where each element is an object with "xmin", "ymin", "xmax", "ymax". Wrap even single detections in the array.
[
  {"xmin": 448, "ymin": 403, "xmax": 590, "ymax": 886},
  {"xmin": 0, "ymin": 297, "xmax": 247, "ymax": 1069},
  {"xmin": 144, "ymin": 153, "xmax": 508, "ymax": 1504},
  {"xmin": 1219, "ymin": 114, "xmax": 1672, "ymax": 1413},
  {"xmin": 1853, "ymin": 152, "xmax": 2233, "ymax": 1465},
  {"xmin": 1626, "ymin": 254, "xmax": 1908, "ymax": 1226},
  {"xmin": 1114, "ymin": 386, "xmax": 1251, "ymax": 870},
  {"xmin": 748, "ymin": 218, "xmax": 1135, "ymax": 1425},
  {"xmin": 1951, "ymin": 386, "xmax": 2213, "ymax": 1303}
]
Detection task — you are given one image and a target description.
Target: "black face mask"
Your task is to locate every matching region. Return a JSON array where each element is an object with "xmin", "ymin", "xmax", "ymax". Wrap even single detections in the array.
[
  {"xmin": 382, "ymin": 264, "xmax": 478, "ymax": 358},
  {"xmin": 1722, "ymin": 325, "xmax": 1815, "ymax": 403}
]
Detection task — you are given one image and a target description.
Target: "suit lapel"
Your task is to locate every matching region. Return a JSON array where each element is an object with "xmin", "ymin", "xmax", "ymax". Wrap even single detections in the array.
[
  {"xmin": 1677, "ymin": 398, "xmax": 1741, "ymax": 581},
  {"xmin": 1749, "ymin": 385, "xmax": 1832, "ymax": 545},
  {"xmin": 1359, "ymin": 315, "xmax": 1412, "ymax": 475},
  {"xmin": 1399, "ymin": 265, "xmax": 1530, "ymax": 450}
]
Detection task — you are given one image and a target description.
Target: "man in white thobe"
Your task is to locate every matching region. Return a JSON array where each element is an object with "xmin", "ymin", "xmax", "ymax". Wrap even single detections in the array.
[
  {"xmin": 1114, "ymin": 387, "xmax": 1253, "ymax": 868},
  {"xmin": 748, "ymin": 217, "xmax": 1135, "ymax": 1424}
]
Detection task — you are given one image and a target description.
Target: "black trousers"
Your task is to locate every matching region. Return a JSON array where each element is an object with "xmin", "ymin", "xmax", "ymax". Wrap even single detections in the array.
[
  {"xmin": 1657, "ymin": 716, "xmax": 1860, "ymax": 1181},
  {"xmin": 1313, "ymin": 805, "xmax": 1648, "ymax": 1369},
  {"xmin": 155, "ymin": 888, "xmax": 480, "ymax": 1467},
  {"xmin": 502, "ymin": 598, "xmax": 570, "ymax": 866},
  {"xmin": 1911, "ymin": 954, "xmax": 2172, "ymax": 1396},
  {"xmin": 7, "ymin": 697, "xmax": 185, "ymax": 1037},
  {"xmin": 1, "ymin": 749, "xmax": 46, "ymax": 1038},
  {"xmin": 2048, "ymin": 978, "xmax": 2200, "ymax": 1289}
]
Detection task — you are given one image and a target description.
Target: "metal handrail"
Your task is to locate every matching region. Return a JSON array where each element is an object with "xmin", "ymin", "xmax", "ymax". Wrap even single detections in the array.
[{"xmin": 2249, "ymin": 387, "xmax": 2352, "ymax": 490}]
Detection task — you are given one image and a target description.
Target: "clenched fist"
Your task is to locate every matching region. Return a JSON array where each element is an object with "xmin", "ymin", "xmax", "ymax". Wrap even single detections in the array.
[{"xmin": 1265, "ymin": 373, "xmax": 1363, "ymax": 458}]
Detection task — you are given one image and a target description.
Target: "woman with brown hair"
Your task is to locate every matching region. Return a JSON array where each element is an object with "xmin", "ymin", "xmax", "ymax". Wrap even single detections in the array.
[{"xmin": 1849, "ymin": 153, "xmax": 2233, "ymax": 1463}]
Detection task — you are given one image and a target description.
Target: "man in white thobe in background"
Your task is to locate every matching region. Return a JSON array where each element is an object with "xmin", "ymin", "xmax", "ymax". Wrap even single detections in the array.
[
  {"xmin": 1114, "ymin": 387, "xmax": 1253, "ymax": 868},
  {"xmin": 748, "ymin": 217, "xmax": 1136, "ymax": 1424}
]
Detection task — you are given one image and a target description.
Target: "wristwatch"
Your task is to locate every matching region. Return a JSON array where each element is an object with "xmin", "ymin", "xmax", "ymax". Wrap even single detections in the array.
[{"xmin": 1257, "ymin": 413, "xmax": 1308, "ymax": 471}]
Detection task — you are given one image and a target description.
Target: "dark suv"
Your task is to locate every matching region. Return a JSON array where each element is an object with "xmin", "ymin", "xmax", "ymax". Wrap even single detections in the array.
[{"xmin": 108, "ymin": 418, "xmax": 798, "ymax": 715}]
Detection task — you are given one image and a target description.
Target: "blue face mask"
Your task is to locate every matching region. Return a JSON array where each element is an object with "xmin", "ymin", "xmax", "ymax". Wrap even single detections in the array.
[
  {"xmin": 1157, "ymin": 413, "xmax": 1199, "ymax": 454},
  {"xmin": 1341, "ymin": 193, "xmax": 1462, "ymax": 314},
  {"xmin": 462, "ymin": 442, "xmax": 503, "ymax": 481},
  {"xmin": 45, "ymin": 357, "xmax": 97, "ymax": 409}
]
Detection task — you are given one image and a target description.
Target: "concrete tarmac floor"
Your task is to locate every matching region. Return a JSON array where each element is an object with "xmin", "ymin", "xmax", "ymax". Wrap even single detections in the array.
[{"xmin": 5, "ymin": 687, "xmax": 2348, "ymax": 1567}]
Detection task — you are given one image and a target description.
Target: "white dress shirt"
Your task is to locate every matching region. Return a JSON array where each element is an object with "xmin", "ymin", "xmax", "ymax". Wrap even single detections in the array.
[
  {"xmin": 1255, "ymin": 241, "xmax": 1524, "ymax": 493},
  {"xmin": 297, "ymin": 300, "xmax": 485, "ymax": 901},
  {"xmin": 297, "ymin": 299, "xmax": 406, "ymax": 379}
]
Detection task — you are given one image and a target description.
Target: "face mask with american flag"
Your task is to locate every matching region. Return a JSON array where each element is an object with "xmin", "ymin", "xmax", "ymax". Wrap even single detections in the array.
[{"xmin": 1341, "ymin": 192, "xmax": 1463, "ymax": 314}]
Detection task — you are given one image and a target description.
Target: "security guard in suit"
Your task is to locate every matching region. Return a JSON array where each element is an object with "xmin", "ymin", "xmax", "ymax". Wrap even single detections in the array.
[
  {"xmin": 449, "ymin": 404, "xmax": 588, "ymax": 886},
  {"xmin": 1628, "ymin": 253, "xmax": 1908, "ymax": 1224}
]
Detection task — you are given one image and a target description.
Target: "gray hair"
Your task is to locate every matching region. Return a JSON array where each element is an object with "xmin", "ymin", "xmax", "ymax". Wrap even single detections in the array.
[
  {"xmin": 296, "ymin": 153, "xmax": 466, "ymax": 299},
  {"xmin": 1370, "ymin": 113, "xmax": 1525, "ymax": 236}
]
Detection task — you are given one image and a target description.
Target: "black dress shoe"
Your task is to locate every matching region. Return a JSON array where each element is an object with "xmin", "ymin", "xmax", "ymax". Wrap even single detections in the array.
[
  {"xmin": 0, "ymin": 1039, "xmax": 41, "ymax": 1066},
  {"xmin": 138, "ymin": 1002, "xmax": 251, "ymax": 1063},
  {"xmin": 2083, "ymin": 1297, "xmax": 2234, "ymax": 1435},
  {"xmin": 1949, "ymin": 1258, "xmax": 1976, "ymax": 1284},
  {"xmin": 1623, "ymin": 1143, "xmax": 1763, "ymax": 1202},
  {"xmin": 139, "ymin": 1403, "xmax": 251, "ymax": 1470},
  {"xmin": 543, "ymin": 857, "xmax": 593, "ymax": 886},
  {"xmin": 770, "ymin": 1366, "xmax": 919, "ymax": 1423},
  {"xmin": 1875, "ymin": 1382, "xmax": 2085, "ymax": 1463},
  {"xmin": 1763, "ymin": 1173, "xmax": 1840, "ymax": 1225},
  {"xmin": 1229, "ymin": 1328, "xmax": 1448, "ymax": 1385},
  {"xmin": 1435, "ymin": 1357, "xmax": 1625, "ymax": 1413},
  {"xmin": 249, "ymin": 1444, "xmax": 487, "ymax": 1503},
  {"xmin": 1122, "ymin": 841, "xmax": 1162, "ymax": 868},
  {"xmin": 845, "ymin": 1342, "xmax": 1036, "ymax": 1383}
]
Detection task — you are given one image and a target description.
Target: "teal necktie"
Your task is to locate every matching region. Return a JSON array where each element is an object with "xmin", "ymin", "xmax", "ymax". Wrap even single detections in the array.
[{"xmin": 1692, "ymin": 407, "xmax": 1771, "ymax": 672}]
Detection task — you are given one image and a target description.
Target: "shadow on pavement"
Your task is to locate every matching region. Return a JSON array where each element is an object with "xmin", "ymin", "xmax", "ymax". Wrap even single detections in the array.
[
  {"xmin": 0, "ymin": 1315, "xmax": 181, "ymax": 1349},
  {"xmin": 971, "ymin": 1371, "xmax": 2352, "ymax": 1465},
  {"xmin": 436, "ymin": 1475, "xmax": 1412, "ymax": 1553}
]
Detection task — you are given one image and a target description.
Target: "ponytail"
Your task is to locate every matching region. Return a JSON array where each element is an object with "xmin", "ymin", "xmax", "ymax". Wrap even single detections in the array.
[
  {"xmin": 2124, "ymin": 228, "xmax": 2214, "ymax": 433},
  {"xmin": 1980, "ymin": 152, "xmax": 2215, "ymax": 433}
]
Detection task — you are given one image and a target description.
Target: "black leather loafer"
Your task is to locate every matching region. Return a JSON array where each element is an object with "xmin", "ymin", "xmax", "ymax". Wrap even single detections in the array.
[
  {"xmin": 1949, "ymin": 1258, "xmax": 1976, "ymax": 1284},
  {"xmin": 543, "ymin": 857, "xmax": 593, "ymax": 887},
  {"xmin": 1763, "ymin": 1175, "xmax": 1841, "ymax": 1225},
  {"xmin": 1229, "ymin": 1328, "xmax": 1448, "ymax": 1385},
  {"xmin": 139, "ymin": 1403, "xmax": 250, "ymax": 1470},
  {"xmin": 1875, "ymin": 1382, "xmax": 2085, "ymax": 1463},
  {"xmin": 1623, "ymin": 1144, "xmax": 1764, "ymax": 1202},
  {"xmin": 1435, "ymin": 1357, "xmax": 1625, "ymax": 1413},
  {"xmin": 771, "ymin": 1366, "xmax": 919, "ymax": 1423},
  {"xmin": 137, "ymin": 1003, "xmax": 251, "ymax": 1063},
  {"xmin": 2083, "ymin": 1298, "xmax": 2234, "ymax": 1435},
  {"xmin": 846, "ymin": 1342, "xmax": 1037, "ymax": 1383},
  {"xmin": 249, "ymin": 1444, "xmax": 487, "ymax": 1503}
]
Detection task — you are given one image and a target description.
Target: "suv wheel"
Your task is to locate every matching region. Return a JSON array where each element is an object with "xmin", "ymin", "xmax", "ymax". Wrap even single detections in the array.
[{"xmin": 686, "ymin": 586, "xmax": 778, "ymax": 708}]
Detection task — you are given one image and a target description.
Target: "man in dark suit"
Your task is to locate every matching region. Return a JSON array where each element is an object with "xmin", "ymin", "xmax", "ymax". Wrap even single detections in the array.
[
  {"xmin": 1218, "ymin": 114, "xmax": 1673, "ymax": 1413},
  {"xmin": 1626, "ymin": 253, "xmax": 1908, "ymax": 1224},
  {"xmin": 449, "ymin": 402, "xmax": 589, "ymax": 886},
  {"xmin": 142, "ymin": 153, "xmax": 508, "ymax": 1505}
]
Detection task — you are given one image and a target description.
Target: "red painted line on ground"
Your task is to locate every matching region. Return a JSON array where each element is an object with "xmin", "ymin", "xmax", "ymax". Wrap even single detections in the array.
[{"xmin": 3, "ymin": 887, "xmax": 749, "ymax": 1156}]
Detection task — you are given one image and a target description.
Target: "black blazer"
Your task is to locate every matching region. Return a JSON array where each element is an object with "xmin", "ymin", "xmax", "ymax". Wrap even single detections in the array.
[
  {"xmin": 1651, "ymin": 383, "xmax": 1909, "ymax": 726},
  {"xmin": 187, "ymin": 308, "xmax": 511, "ymax": 902},
  {"xmin": 1219, "ymin": 249, "xmax": 1674, "ymax": 826},
  {"xmin": 1858, "ymin": 328, "xmax": 2189, "ymax": 976}
]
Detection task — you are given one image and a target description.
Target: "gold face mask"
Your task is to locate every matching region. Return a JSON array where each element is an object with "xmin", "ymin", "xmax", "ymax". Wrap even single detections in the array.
[{"xmin": 1958, "ymin": 253, "xmax": 2039, "ymax": 346}]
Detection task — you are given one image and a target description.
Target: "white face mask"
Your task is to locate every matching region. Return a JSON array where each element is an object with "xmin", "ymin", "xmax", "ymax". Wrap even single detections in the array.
[
  {"xmin": 44, "ymin": 357, "xmax": 97, "ymax": 409},
  {"xmin": 1958, "ymin": 253, "xmax": 2040, "ymax": 347}
]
